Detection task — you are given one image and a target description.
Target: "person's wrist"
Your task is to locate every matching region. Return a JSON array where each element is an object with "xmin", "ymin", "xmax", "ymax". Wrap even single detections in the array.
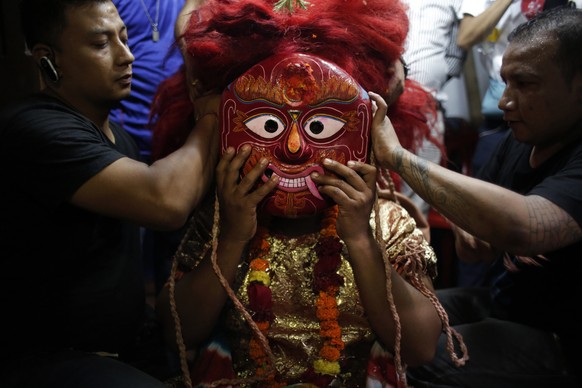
[
  {"xmin": 219, "ymin": 224, "xmax": 253, "ymax": 246},
  {"xmin": 373, "ymin": 144, "xmax": 400, "ymax": 170}
]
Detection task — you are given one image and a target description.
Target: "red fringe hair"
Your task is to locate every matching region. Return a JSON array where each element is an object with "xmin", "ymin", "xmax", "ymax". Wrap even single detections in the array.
[{"xmin": 151, "ymin": 0, "xmax": 440, "ymax": 161}]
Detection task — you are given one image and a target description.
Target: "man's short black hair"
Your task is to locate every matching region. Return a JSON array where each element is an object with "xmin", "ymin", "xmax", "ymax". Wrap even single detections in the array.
[
  {"xmin": 19, "ymin": 0, "xmax": 111, "ymax": 49},
  {"xmin": 509, "ymin": 7, "xmax": 582, "ymax": 82}
]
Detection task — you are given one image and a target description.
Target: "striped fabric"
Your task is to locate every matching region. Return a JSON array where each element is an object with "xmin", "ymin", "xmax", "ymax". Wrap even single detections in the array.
[{"xmin": 403, "ymin": 0, "xmax": 465, "ymax": 93}]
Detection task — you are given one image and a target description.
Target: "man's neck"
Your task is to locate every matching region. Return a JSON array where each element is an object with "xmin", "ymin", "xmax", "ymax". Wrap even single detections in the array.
[
  {"xmin": 43, "ymin": 88, "xmax": 115, "ymax": 143},
  {"xmin": 530, "ymin": 122, "xmax": 582, "ymax": 168}
]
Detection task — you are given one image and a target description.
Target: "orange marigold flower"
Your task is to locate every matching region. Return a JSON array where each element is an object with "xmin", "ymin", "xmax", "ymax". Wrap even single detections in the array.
[
  {"xmin": 320, "ymin": 326, "xmax": 342, "ymax": 339},
  {"xmin": 258, "ymin": 239, "xmax": 270, "ymax": 253},
  {"xmin": 249, "ymin": 234, "xmax": 270, "ymax": 255},
  {"xmin": 320, "ymin": 320, "xmax": 340, "ymax": 331},
  {"xmin": 316, "ymin": 292, "xmax": 337, "ymax": 309},
  {"xmin": 256, "ymin": 321, "xmax": 270, "ymax": 331},
  {"xmin": 320, "ymin": 228, "xmax": 337, "ymax": 238},
  {"xmin": 249, "ymin": 337, "xmax": 266, "ymax": 359},
  {"xmin": 316, "ymin": 307, "xmax": 339, "ymax": 321},
  {"xmin": 329, "ymin": 337, "xmax": 345, "ymax": 350},
  {"xmin": 319, "ymin": 345, "xmax": 341, "ymax": 361},
  {"xmin": 250, "ymin": 258, "xmax": 270, "ymax": 271}
]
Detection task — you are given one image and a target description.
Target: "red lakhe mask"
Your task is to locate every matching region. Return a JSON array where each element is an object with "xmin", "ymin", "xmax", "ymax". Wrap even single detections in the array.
[{"xmin": 220, "ymin": 53, "xmax": 372, "ymax": 218}]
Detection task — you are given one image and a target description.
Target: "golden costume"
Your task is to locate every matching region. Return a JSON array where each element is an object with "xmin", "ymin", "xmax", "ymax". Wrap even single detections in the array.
[{"xmin": 171, "ymin": 197, "xmax": 439, "ymax": 387}]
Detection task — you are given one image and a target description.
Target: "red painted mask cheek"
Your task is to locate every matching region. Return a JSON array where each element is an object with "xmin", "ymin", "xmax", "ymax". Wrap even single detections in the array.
[{"xmin": 220, "ymin": 53, "xmax": 371, "ymax": 218}]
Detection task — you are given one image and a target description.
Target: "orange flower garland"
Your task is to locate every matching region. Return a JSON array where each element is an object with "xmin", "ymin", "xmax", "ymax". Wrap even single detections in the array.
[
  {"xmin": 247, "ymin": 225, "xmax": 282, "ymax": 386},
  {"xmin": 311, "ymin": 205, "xmax": 345, "ymax": 382},
  {"xmin": 246, "ymin": 206, "xmax": 345, "ymax": 387}
]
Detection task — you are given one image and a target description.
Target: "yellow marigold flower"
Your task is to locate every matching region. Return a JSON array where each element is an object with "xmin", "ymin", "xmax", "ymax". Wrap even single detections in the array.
[
  {"xmin": 249, "ymin": 270, "xmax": 271, "ymax": 286},
  {"xmin": 313, "ymin": 358, "xmax": 340, "ymax": 375}
]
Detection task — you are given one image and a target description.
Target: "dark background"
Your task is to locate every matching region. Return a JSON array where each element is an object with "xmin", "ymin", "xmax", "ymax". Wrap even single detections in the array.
[{"xmin": 0, "ymin": 0, "xmax": 39, "ymax": 107}]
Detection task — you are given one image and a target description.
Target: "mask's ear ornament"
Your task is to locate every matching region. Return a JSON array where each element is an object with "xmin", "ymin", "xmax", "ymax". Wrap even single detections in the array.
[{"xmin": 220, "ymin": 53, "xmax": 371, "ymax": 218}]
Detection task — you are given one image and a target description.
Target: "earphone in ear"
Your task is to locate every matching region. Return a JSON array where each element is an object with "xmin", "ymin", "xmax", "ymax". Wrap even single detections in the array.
[{"xmin": 39, "ymin": 56, "xmax": 59, "ymax": 83}]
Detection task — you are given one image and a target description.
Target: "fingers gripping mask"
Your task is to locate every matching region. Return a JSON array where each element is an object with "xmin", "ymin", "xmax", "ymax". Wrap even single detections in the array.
[{"xmin": 220, "ymin": 53, "xmax": 372, "ymax": 218}]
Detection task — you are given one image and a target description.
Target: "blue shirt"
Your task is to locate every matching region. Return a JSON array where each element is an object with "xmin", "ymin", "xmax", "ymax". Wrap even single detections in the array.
[{"xmin": 110, "ymin": 0, "xmax": 185, "ymax": 161}]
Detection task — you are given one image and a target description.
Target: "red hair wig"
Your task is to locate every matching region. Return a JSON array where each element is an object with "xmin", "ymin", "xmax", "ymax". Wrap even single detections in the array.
[{"xmin": 151, "ymin": 0, "xmax": 439, "ymax": 160}]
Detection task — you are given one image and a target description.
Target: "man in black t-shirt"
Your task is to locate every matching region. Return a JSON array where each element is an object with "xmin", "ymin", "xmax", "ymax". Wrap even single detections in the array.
[
  {"xmin": 0, "ymin": 0, "xmax": 218, "ymax": 387},
  {"xmin": 368, "ymin": 6, "xmax": 582, "ymax": 387}
]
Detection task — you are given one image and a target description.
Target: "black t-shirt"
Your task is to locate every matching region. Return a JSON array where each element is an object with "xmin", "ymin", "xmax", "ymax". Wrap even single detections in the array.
[
  {"xmin": 478, "ymin": 131, "xmax": 582, "ymax": 363},
  {"xmin": 0, "ymin": 94, "xmax": 144, "ymax": 355}
]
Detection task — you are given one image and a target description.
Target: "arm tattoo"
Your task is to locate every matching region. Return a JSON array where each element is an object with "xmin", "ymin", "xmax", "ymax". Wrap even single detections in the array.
[
  {"xmin": 398, "ymin": 149, "xmax": 474, "ymax": 228},
  {"xmin": 393, "ymin": 147, "xmax": 404, "ymax": 172},
  {"xmin": 526, "ymin": 196, "xmax": 582, "ymax": 251},
  {"xmin": 409, "ymin": 155, "xmax": 431, "ymax": 199}
]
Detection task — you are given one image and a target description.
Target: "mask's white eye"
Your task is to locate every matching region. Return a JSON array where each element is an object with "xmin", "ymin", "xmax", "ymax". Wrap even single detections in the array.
[
  {"xmin": 244, "ymin": 114, "xmax": 286, "ymax": 139},
  {"xmin": 304, "ymin": 115, "xmax": 346, "ymax": 140}
]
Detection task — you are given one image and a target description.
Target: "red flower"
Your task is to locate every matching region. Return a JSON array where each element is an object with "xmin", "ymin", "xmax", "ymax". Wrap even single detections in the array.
[
  {"xmin": 313, "ymin": 272, "xmax": 344, "ymax": 293},
  {"xmin": 315, "ymin": 236, "xmax": 343, "ymax": 262},
  {"xmin": 248, "ymin": 283, "xmax": 275, "ymax": 322}
]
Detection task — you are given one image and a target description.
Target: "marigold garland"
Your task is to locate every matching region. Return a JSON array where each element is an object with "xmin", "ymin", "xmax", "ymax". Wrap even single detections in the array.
[
  {"xmin": 246, "ymin": 225, "xmax": 280, "ymax": 385},
  {"xmin": 312, "ymin": 206, "xmax": 344, "ymax": 379},
  {"xmin": 245, "ymin": 206, "xmax": 345, "ymax": 387}
]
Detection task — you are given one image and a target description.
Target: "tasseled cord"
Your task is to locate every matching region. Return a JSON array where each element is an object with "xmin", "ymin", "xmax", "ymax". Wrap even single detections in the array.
[
  {"xmin": 168, "ymin": 191, "xmax": 277, "ymax": 387},
  {"xmin": 372, "ymin": 153, "xmax": 469, "ymax": 387}
]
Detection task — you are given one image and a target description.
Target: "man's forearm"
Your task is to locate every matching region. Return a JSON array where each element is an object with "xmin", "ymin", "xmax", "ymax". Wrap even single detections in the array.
[
  {"xmin": 457, "ymin": 0, "xmax": 513, "ymax": 49},
  {"xmin": 388, "ymin": 147, "xmax": 526, "ymax": 249}
]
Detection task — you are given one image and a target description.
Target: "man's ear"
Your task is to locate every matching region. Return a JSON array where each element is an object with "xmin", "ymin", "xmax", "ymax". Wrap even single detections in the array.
[{"xmin": 31, "ymin": 44, "xmax": 60, "ymax": 83}]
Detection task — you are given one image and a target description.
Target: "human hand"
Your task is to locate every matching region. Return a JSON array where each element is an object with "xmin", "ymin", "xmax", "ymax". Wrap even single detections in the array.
[
  {"xmin": 311, "ymin": 159, "xmax": 377, "ymax": 243},
  {"xmin": 369, "ymin": 91, "xmax": 403, "ymax": 169},
  {"xmin": 216, "ymin": 145, "xmax": 279, "ymax": 243}
]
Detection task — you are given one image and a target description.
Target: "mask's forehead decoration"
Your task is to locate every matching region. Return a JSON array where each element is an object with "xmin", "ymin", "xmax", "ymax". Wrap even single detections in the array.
[{"xmin": 221, "ymin": 53, "xmax": 371, "ymax": 218}]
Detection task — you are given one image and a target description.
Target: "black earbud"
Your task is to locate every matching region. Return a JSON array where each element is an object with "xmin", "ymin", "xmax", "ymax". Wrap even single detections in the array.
[{"xmin": 39, "ymin": 56, "xmax": 59, "ymax": 83}]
